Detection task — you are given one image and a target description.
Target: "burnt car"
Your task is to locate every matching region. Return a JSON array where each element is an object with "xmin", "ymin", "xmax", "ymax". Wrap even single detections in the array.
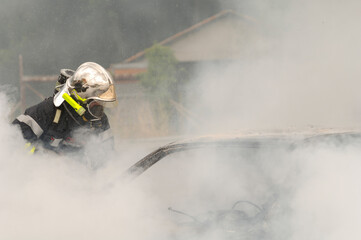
[{"xmin": 120, "ymin": 131, "xmax": 361, "ymax": 240}]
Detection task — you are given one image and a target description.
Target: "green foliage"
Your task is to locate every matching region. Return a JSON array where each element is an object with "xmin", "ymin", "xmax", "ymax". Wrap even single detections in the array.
[
  {"xmin": 139, "ymin": 44, "xmax": 179, "ymax": 133},
  {"xmin": 140, "ymin": 44, "xmax": 177, "ymax": 97}
]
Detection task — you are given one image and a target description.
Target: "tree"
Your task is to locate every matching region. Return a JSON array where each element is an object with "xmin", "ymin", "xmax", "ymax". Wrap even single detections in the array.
[{"xmin": 139, "ymin": 43, "xmax": 179, "ymax": 134}]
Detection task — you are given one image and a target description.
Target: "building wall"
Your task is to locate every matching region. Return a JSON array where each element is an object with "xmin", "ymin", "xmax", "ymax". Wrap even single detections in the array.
[
  {"xmin": 167, "ymin": 16, "xmax": 255, "ymax": 62},
  {"xmin": 110, "ymin": 80, "xmax": 173, "ymax": 138},
  {"xmin": 109, "ymin": 13, "xmax": 261, "ymax": 138}
]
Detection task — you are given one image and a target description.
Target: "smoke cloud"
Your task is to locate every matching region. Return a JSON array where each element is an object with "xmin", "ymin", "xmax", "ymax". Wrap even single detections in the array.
[
  {"xmin": 178, "ymin": 0, "xmax": 361, "ymax": 239},
  {"xmin": 2, "ymin": 0, "xmax": 361, "ymax": 239},
  {"xmin": 186, "ymin": 0, "xmax": 361, "ymax": 134}
]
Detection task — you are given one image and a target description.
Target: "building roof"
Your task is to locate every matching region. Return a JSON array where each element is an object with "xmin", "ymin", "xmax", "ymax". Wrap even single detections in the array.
[{"xmin": 110, "ymin": 10, "xmax": 255, "ymax": 69}]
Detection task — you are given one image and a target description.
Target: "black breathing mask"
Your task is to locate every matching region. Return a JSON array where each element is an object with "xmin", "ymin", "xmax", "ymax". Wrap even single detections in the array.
[{"xmin": 85, "ymin": 100, "xmax": 105, "ymax": 121}]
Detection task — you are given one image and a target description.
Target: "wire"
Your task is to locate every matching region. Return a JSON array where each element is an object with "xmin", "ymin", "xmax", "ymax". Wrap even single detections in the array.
[
  {"xmin": 231, "ymin": 200, "xmax": 263, "ymax": 212},
  {"xmin": 63, "ymin": 102, "xmax": 82, "ymax": 126},
  {"xmin": 168, "ymin": 207, "xmax": 199, "ymax": 222}
]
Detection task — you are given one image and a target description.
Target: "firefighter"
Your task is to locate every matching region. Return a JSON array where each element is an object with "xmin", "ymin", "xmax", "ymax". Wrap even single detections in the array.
[{"xmin": 13, "ymin": 62, "xmax": 117, "ymax": 155}]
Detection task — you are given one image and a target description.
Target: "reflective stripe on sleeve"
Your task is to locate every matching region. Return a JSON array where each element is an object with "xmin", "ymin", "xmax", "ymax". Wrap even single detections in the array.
[
  {"xmin": 16, "ymin": 114, "xmax": 44, "ymax": 138},
  {"xmin": 50, "ymin": 138, "xmax": 63, "ymax": 147}
]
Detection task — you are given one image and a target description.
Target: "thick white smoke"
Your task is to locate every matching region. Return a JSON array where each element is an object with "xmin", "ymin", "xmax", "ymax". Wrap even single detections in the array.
[
  {"xmin": 290, "ymin": 143, "xmax": 361, "ymax": 239},
  {"xmin": 179, "ymin": 0, "xmax": 361, "ymax": 239},
  {"xmin": 0, "ymin": 90, "xmax": 168, "ymax": 240},
  {"xmin": 186, "ymin": 0, "xmax": 361, "ymax": 134},
  {"xmin": 2, "ymin": 98, "xmax": 361, "ymax": 240},
  {"xmin": 2, "ymin": 0, "xmax": 361, "ymax": 239}
]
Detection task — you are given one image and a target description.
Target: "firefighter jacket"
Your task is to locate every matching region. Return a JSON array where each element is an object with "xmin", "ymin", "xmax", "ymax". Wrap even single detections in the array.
[{"xmin": 13, "ymin": 96, "xmax": 113, "ymax": 154}]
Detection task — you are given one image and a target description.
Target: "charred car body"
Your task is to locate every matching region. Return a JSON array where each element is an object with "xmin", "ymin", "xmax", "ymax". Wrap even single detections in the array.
[{"xmin": 121, "ymin": 131, "xmax": 361, "ymax": 239}]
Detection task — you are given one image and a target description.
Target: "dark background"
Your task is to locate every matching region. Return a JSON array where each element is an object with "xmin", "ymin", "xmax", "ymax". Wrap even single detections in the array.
[{"xmin": 0, "ymin": 0, "xmax": 288, "ymax": 87}]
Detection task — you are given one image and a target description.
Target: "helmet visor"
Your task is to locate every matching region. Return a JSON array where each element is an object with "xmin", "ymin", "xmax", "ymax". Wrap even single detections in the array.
[{"xmin": 91, "ymin": 84, "xmax": 117, "ymax": 102}]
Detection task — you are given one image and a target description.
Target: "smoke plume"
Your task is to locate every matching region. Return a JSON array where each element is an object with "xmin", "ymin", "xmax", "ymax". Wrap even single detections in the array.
[{"xmin": 2, "ymin": 0, "xmax": 361, "ymax": 239}]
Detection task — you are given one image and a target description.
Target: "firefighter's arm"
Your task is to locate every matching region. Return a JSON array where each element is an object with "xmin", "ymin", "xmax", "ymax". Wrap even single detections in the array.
[
  {"xmin": 12, "ymin": 119, "xmax": 40, "ymax": 154},
  {"xmin": 98, "ymin": 114, "xmax": 114, "ymax": 149},
  {"xmin": 12, "ymin": 99, "xmax": 54, "ymax": 154}
]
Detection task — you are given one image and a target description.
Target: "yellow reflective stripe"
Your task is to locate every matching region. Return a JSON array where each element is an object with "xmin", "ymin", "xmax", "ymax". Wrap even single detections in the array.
[
  {"xmin": 29, "ymin": 146, "xmax": 36, "ymax": 154},
  {"xmin": 24, "ymin": 142, "xmax": 36, "ymax": 154}
]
